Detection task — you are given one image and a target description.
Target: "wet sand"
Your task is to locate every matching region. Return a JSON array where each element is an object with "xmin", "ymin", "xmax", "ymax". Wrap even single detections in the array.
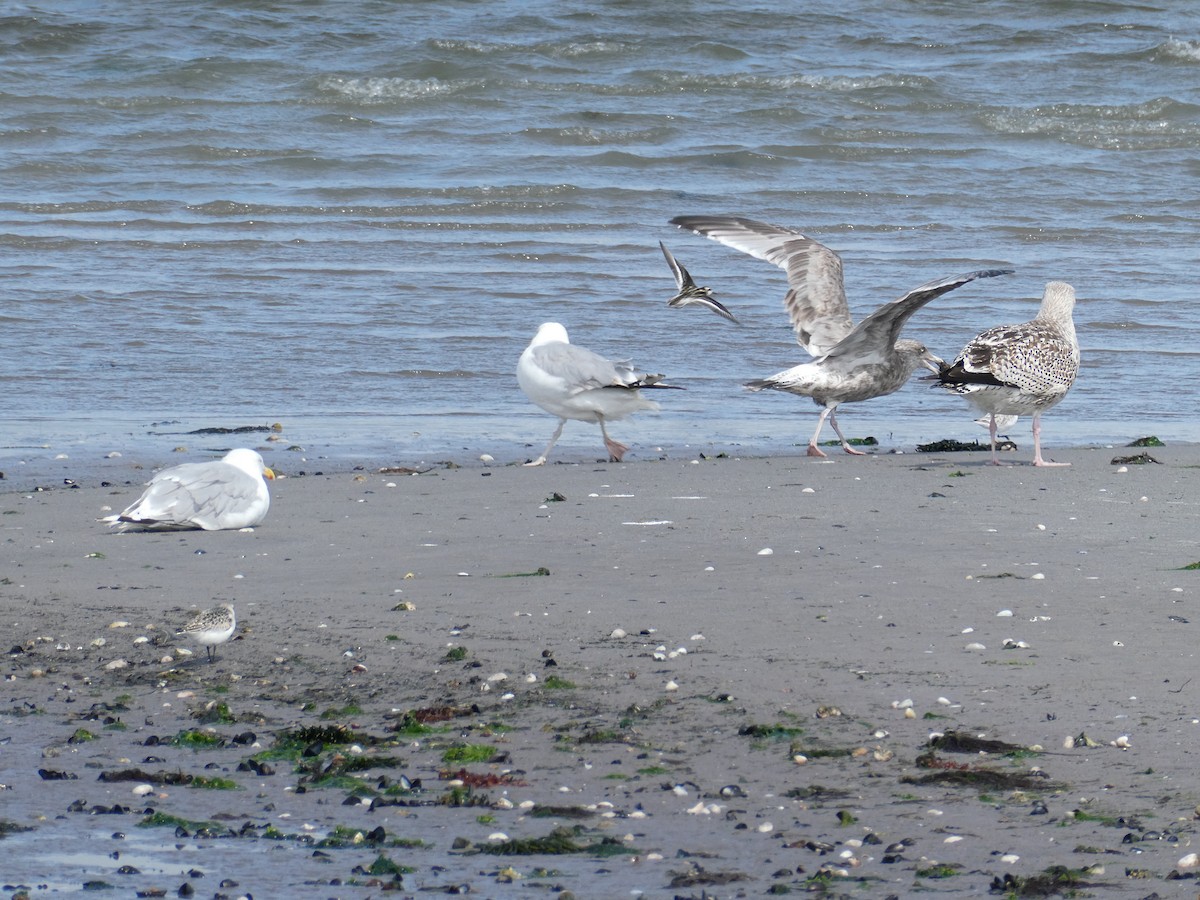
[{"xmin": 3, "ymin": 445, "xmax": 1200, "ymax": 897}]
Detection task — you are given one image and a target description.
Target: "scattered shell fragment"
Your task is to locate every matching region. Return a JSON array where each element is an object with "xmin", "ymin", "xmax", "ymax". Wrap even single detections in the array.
[
  {"xmin": 996, "ymin": 609, "xmax": 1013, "ymax": 617},
  {"xmin": 487, "ymin": 832, "xmax": 509, "ymax": 842},
  {"xmin": 664, "ymin": 680, "xmax": 679, "ymax": 692},
  {"xmin": 1031, "ymin": 573, "xmax": 1045, "ymax": 580},
  {"xmin": 756, "ymin": 822, "xmax": 774, "ymax": 833},
  {"xmin": 609, "ymin": 628, "xmax": 627, "ymax": 639},
  {"xmin": 1111, "ymin": 734, "xmax": 1132, "ymax": 749},
  {"xmin": 108, "ymin": 621, "xmax": 130, "ymax": 629},
  {"xmin": 965, "ymin": 642, "xmax": 986, "ymax": 651},
  {"xmin": 757, "ymin": 548, "xmax": 774, "ymax": 556},
  {"xmin": 903, "ymin": 708, "xmax": 916, "ymax": 719}
]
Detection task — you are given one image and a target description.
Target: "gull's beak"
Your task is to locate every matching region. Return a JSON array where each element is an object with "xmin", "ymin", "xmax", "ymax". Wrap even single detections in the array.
[
  {"xmin": 919, "ymin": 349, "xmax": 945, "ymax": 375},
  {"xmin": 263, "ymin": 467, "xmax": 276, "ymax": 480}
]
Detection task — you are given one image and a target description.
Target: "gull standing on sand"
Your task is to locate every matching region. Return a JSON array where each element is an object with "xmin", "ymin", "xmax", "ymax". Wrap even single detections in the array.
[
  {"xmin": 517, "ymin": 322, "xmax": 680, "ymax": 465},
  {"xmin": 176, "ymin": 603, "xmax": 236, "ymax": 662},
  {"xmin": 670, "ymin": 215, "xmax": 1012, "ymax": 457},
  {"xmin": 933, "ymin": 281, "xmax": 1079, "ymax": 467},
  {"xmin": 659, "ymin": 241, "xmax": 739, "ymax": 323},
  {"xmin": 102, "ymin": 448, "xmax": 274, "ymax": 531}
]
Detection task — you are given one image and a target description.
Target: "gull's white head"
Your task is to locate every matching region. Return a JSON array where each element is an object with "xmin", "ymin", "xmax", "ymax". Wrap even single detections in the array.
[
  {"xmin": 531, "ymin": 322, "xmax": 570, "ymax": 347},
  {"xmin": 1038, "ymin": 281, "xmax": 1076, "ymax": 322},
  {"xmin": 222, "ymin": 448, "xmax": 275, "ymax": 481}
]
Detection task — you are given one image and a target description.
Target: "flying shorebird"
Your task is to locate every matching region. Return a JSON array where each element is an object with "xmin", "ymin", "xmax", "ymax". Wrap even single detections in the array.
[
  {"xmin": 517, "ymin": 322, "xmax": 681, "ymax": 466},
  {"xmin": 101, "ymin": 448, "xmax": 274, "ymax": 531},
  {"xmin": 670, "ymin": 214, "xmax": 1012, "ymax": 457},
  {"xmin": 659, "ymin": 241, "xmax": 738, "ymax": 323},
  {"xmin": 933, "ymin": 281, "xmax": 1079, "ymax": 467}
]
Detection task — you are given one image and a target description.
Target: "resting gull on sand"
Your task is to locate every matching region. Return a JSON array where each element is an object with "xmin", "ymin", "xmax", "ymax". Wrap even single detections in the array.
[
  {"xmin": 670, "ymin": 214, "xmax": 1012, "ymax": 457},
  {"xmin": 517, "ymin": 322, "xmax": 680, "ymax": 466},
  {"xmin": 933, "ymin": 281, "xmax": 1079, "ymax": 466},
  {"xmin": 102, "ymin": 448, "xmax": 274, "ymax": 531},
  {"xmin": 659, "ymin": 241, "xmax": 739, "ymax": 323}
]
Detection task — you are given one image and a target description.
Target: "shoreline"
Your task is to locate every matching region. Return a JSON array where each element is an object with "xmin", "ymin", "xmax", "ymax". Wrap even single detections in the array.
[{"xmin": 2, "ymin": 450, "xmax": 1200, "ymax": 895}]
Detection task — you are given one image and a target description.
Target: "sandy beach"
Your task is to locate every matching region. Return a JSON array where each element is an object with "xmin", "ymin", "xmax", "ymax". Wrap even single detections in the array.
[{"xmin": 3, "ymin": 445, "xmax": 1200, "ymax": 898}]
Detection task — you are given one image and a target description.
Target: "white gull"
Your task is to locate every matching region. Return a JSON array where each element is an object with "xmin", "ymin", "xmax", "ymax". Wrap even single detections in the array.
[
  {"xmin": 517, "ymin": 322, "xmax": 680, "ymax": 466},
  {"xmin": 102, "ymin": 448, "xmax": 274, "ymax": 531}
]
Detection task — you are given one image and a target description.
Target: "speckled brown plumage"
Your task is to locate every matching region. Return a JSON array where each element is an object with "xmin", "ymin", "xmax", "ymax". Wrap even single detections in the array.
[{"xmin": 936, "ymin": 281, "xmax": 1079, "ymax": 466}]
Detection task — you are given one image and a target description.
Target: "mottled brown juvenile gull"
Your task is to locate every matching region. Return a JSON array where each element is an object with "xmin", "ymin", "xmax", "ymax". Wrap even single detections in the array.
[
  {"xmin": 517, "ymin": 322, "xmax": 680, "ymax": 466},
  {"xmin": 670, "ymin": 214, "xmax": 1012, "ymax": 457},
  {"xmin": 102, "ymin": 448, "xmax": 274, "ymax": 531},
  {"xmin": 934, "ymin": 281, "xmax": 1079, "ymax": 467},
  {"xmin": 659, "ymin": 241, "xmax": 739, "ymax": 323}
]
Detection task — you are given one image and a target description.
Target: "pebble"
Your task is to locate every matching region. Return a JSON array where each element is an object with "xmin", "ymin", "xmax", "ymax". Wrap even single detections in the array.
[
  {"xmin": 1178, "ymin": 852, "xmax": 1200, "ymax": 869},
  {"xmin": 132, "ymin": 784, "xmax": 154, "ymax": 797},
  {"xmin": 756, "ymin": 822, "xmax": 773, "ymax": 833},
  {"xmin": 609, "ymin": 628, "xmax": 627, "ymax": 639},
  {"xmin": 965, "ymin": 642, "xmax": 986, "ymax": 651},
  {"xmin": 104, "ymin": 659, "xmax": 129, "ymax": 671}
]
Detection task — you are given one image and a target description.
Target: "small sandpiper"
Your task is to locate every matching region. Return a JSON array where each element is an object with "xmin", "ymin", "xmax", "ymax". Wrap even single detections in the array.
[{"xmin": 176, "ymin": 603, "xmax": 236, "ymax": 662}]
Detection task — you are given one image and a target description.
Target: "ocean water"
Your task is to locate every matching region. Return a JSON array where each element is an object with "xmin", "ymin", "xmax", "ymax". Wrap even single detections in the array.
[{"xmin": 3, "ymin": 1, "xmax": 1200, "ymax": 480}]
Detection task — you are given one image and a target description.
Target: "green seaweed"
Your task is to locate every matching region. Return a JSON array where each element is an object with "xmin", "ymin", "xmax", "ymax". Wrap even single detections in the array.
[
  {"xmin": 188, "ymin": 776, "xmax": 239, "ymax": 790},
  {"xmin": 171, "ymin": 729, "xmax": 224, "ymax": 749},
  {"xmin": 916, "ymin": 864, "xmax": 961, "ymax": 878},
  {"xmin": 138, "ymin": 811, "xmax": 225, "ymax": 834},
  {"xmin": 542, "ymin": 675, "xmax": 576, "ymax": 690},
  {"xmin": 441, "ymin": 743, "xmax": 496, "ymax": 764},
  {"xmin": 319, "ymin": 703, "xmax": 363, "ymax": 719},
  {"xmin": 443, "ymin": 646, "xmax": 468, "ymax": 662},
  {"xmin": 738, "ymin": 723, "xmax": 804, "ymax": 740},
  {"xmin": 492, "ymin": 567, "xmax": 551, "ymax": 577},
  {"xmin": 364, "ymin": 853, "xmax": 415, "ymax": 876}
]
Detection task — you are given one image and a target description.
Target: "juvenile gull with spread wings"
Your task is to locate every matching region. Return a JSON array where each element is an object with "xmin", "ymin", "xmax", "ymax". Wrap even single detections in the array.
[
  {"xmin": 933, "ymin": 281, "xmax": 1079, "ymax": 466},
  {"xmin": 670, "ymin": 215, "xmax": 1012, "ymax": 457},
  {"xmin": 517, "ymin": 322, "xmax": 680, "ymax": 466},
  {"xmin": 102, "ymin": 448, "xmax": 274, "ymax": 531},
  {"xmin": 659, "ymin": 241, "xmax": 739, "ymax": 323}
]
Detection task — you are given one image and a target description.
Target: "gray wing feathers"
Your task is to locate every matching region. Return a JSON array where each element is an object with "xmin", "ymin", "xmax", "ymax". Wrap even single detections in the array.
[
  {"xmin": 826, "ymin": 268, "xmax": 1015, "ymax": 361},
  {"xmin": 123, "ymin": 464, "xmax": 259, "ymax": 528},
  {"xmin": 532, "ymin": 342, "xmax": 639, "ymax": 392},
  {"xmin": 669, "ymin": 215, "xmax": 852, "ymax": 356}
]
